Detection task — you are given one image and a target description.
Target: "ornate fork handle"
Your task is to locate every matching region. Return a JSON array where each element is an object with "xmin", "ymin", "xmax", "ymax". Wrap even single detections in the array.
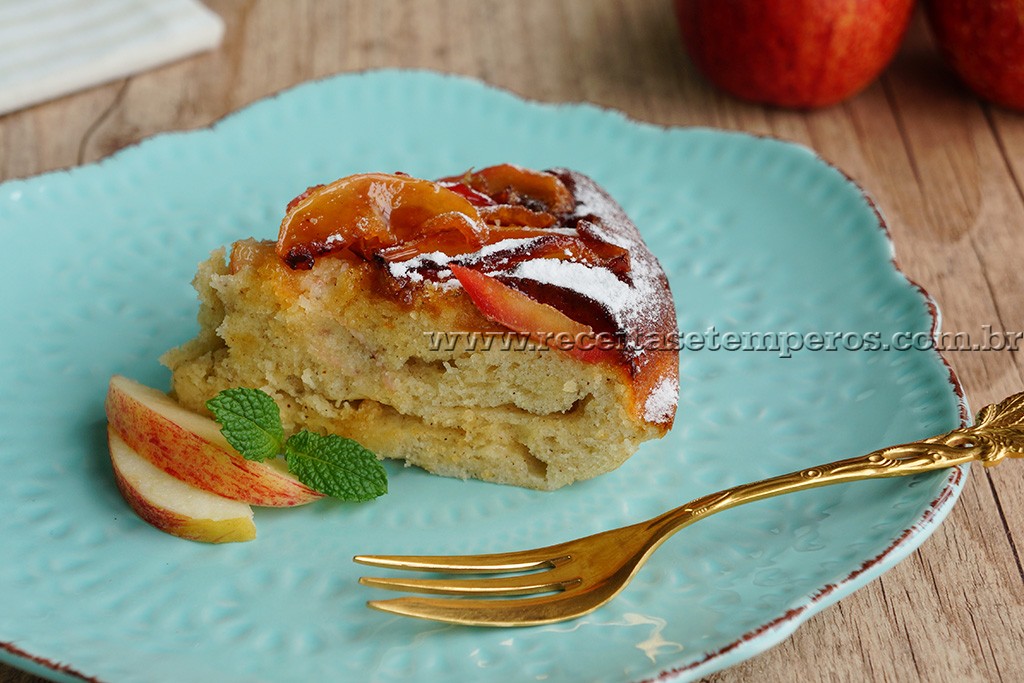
[{"xmin": 649, "ymin": 393, "xmax": 1024, "ymax": 537}]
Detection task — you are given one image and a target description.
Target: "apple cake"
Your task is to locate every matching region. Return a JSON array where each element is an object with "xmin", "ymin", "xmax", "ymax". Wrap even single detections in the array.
[{"xmin": 162, "ymin": 165, "xmax": 678, "ymax": 490}]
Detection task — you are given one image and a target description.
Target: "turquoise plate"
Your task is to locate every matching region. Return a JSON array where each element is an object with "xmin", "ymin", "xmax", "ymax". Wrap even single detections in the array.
[{"xmin": 0, "ymin": 71, "xmax": 966, "ymax": 682}]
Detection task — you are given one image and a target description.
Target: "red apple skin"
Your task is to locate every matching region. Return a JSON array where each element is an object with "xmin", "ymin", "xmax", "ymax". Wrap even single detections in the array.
[
  {"xmin": 109, "ymin": 428, "xmax": 256, "ymax": 544},
  {"xmin": 674, "ymin": 0, "xmax": 915, "ymax": 108},
  {"xmin": 449, "ymin": 265, "xmax": 617, "ymax": 365},
  {"xmin": 106, "ymin": 376, "xmax": 323, "ymax": 507},
  {"xmin": 925, "ymin": 0, "xmax": 1024, "ymax": 110}
]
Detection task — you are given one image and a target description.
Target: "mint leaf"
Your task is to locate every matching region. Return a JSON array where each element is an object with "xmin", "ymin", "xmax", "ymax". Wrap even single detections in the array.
[
  {"xmin": 205, "ymin": 388, "xmax": 389, "ymax": 502},
  {"xmin": 206, "ymin": 388, "xmax": 284, "ymax": 462},
  {"xmin": 284, "ymin": 430, "xmax": 387, "ymax": 501}
]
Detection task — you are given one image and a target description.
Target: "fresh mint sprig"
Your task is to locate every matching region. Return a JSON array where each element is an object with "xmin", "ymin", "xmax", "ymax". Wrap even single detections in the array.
[
  {"xmin": 206, "ymin": 388, "xmax": 283, "ymax": 462},
  {"xmin": 284, "ymin": 431, "xmax": 388, "ymax": 502},
  {"xmin": 206, "ymin": 388, "xmax": 387, "ymax": 501}
]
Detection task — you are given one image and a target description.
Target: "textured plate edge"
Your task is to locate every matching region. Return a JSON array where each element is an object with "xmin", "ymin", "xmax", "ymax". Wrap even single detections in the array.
[
  {"xmin": 648, "ymin": 155, "xmax": 972, "ymax": 683},
  {"xmin": 0, "ymin": 641, "xmax": 101, "ymax": 683},
  {"xmin": 0, "ymin": 69, "xmax": 972, "ymax": 683}
]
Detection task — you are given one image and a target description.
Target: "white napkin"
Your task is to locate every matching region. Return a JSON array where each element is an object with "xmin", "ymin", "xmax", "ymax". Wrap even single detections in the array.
[{"xmin": 0, "ymin": 0, "xmax": 224, "ymax": 116}]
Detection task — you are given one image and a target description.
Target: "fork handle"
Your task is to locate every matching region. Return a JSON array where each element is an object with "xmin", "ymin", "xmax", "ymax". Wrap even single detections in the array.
[{"xmin": 648, "ymin": 392, "xmax": 1024, "ymax": 537}]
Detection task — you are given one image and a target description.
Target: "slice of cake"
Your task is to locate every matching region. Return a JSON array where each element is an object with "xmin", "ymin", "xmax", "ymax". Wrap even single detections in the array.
[{"xmin": 163, "ymin": 165, "xmax": 678, "ymax": 490}]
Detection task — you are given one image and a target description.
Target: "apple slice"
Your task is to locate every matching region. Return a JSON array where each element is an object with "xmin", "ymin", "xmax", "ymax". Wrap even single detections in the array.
[
  {"xmin": 109, "ymin": 427, "xmax": 256, "ymax": 543},
  {"xmin": 442, "ymin": 165, "xmax": 575, "ymax": 214},
  {"xmin": 105, "ymin": 375, "xmax": 323, "ymax": 507},
  {"xmin": 478, "ymin": 204, "xmax": 557, "ymax": 228},
  {"xmin": 449, "ymin": 264, "xmax": 614, "ymax": 363},
  {"xmin": 277, "ymin": 173, "xmax": 485, "ymax": 269}
]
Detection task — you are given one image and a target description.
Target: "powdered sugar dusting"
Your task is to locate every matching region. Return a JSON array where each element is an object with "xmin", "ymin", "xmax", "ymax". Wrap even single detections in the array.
[
  {"xmin": 506, "ymin": 259, "xmax": 638, "ymax": 319},
  {"xmin": 501, "ymin": 252, "xmax": 663, "ymax": 359},
  {"xmin": 386, "ymin": 237, "xmax": 542, "ymax": 286},
  {"xmin": 572, "ymin": 177, "xmax": 633, "ymax": 249},
  {"xmin": 644, "ymin": 376, "xmax": 679, "ymax": 423},
  {"xmin": 499, "ymin": 170, "xmax": 671, "ymax": 360}
]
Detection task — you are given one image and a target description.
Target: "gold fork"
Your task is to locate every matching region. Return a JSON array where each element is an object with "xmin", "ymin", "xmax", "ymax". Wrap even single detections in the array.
[{"xmin": 355, "ymin": 392, "xmax": 1024, "ymax": 627}]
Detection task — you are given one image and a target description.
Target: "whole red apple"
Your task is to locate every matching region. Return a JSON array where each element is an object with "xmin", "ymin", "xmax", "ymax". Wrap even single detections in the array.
[
  {"xmin": 673, "ymin": 0, "xmax": 915, "ymax": 108},
  {"xmin": 925, "ymin": 0, "xmax": 1024, "ymax": 110}
]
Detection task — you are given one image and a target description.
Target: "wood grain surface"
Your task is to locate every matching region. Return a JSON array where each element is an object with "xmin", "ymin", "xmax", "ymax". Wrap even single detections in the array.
[{"xmin": 2, "ymin": 1, "xmax": 1023, "ymax": 681}]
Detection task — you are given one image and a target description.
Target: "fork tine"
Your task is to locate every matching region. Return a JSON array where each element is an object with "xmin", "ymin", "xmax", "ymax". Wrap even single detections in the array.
[
  {"xmin": 359, "ymin": 573, "xmax": 581, "ymax": 596},
  {"xmin": 353, "ymin": 549, "xmax": 571, "ymax": 574},
  {"xmin": 366, "ymin": 590, "xmax": 606, "ymax": 627}
]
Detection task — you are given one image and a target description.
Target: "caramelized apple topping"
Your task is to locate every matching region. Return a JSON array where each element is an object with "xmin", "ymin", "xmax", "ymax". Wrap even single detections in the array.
[
  {"xmin": 479, "ymin": 204, "xmax": 557, "ymax": 228},
  {"xmin": 438, "ymin": 181, "xmax": 498, "ymax": 207},
  {"xmin": 440, "ymin": 164, "xmax": 576, "ymax": 215},
  {"xmin": 277, "ymin": 166, "xmax": 586, "ymax": 270},
  {"xmin": 375, "ymin": 230, "xmax": 484, "ymax": 262},
  {"xmin": 274, "ymin": 166, "xmax": 641, "ymax": 364},
  {"xmin": 277, "ymin": 173, "xmax": 485, "ymax": 269},
  {"xmin": 576, "ymin": 221, "xmax": 631, "ymax": 277},
  {"xmin": 463, "ymin": 234, "xmax": 617, "ymax": 273},
  {"xmin": 285, "ymin": 184, "xmax": 326, "ymax": 213}
]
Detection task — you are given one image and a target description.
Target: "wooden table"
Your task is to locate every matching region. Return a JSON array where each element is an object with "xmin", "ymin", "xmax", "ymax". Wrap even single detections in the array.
[{"xmin": 2, "ymin": 2, "xmax": 1022, "ymax": 681}]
